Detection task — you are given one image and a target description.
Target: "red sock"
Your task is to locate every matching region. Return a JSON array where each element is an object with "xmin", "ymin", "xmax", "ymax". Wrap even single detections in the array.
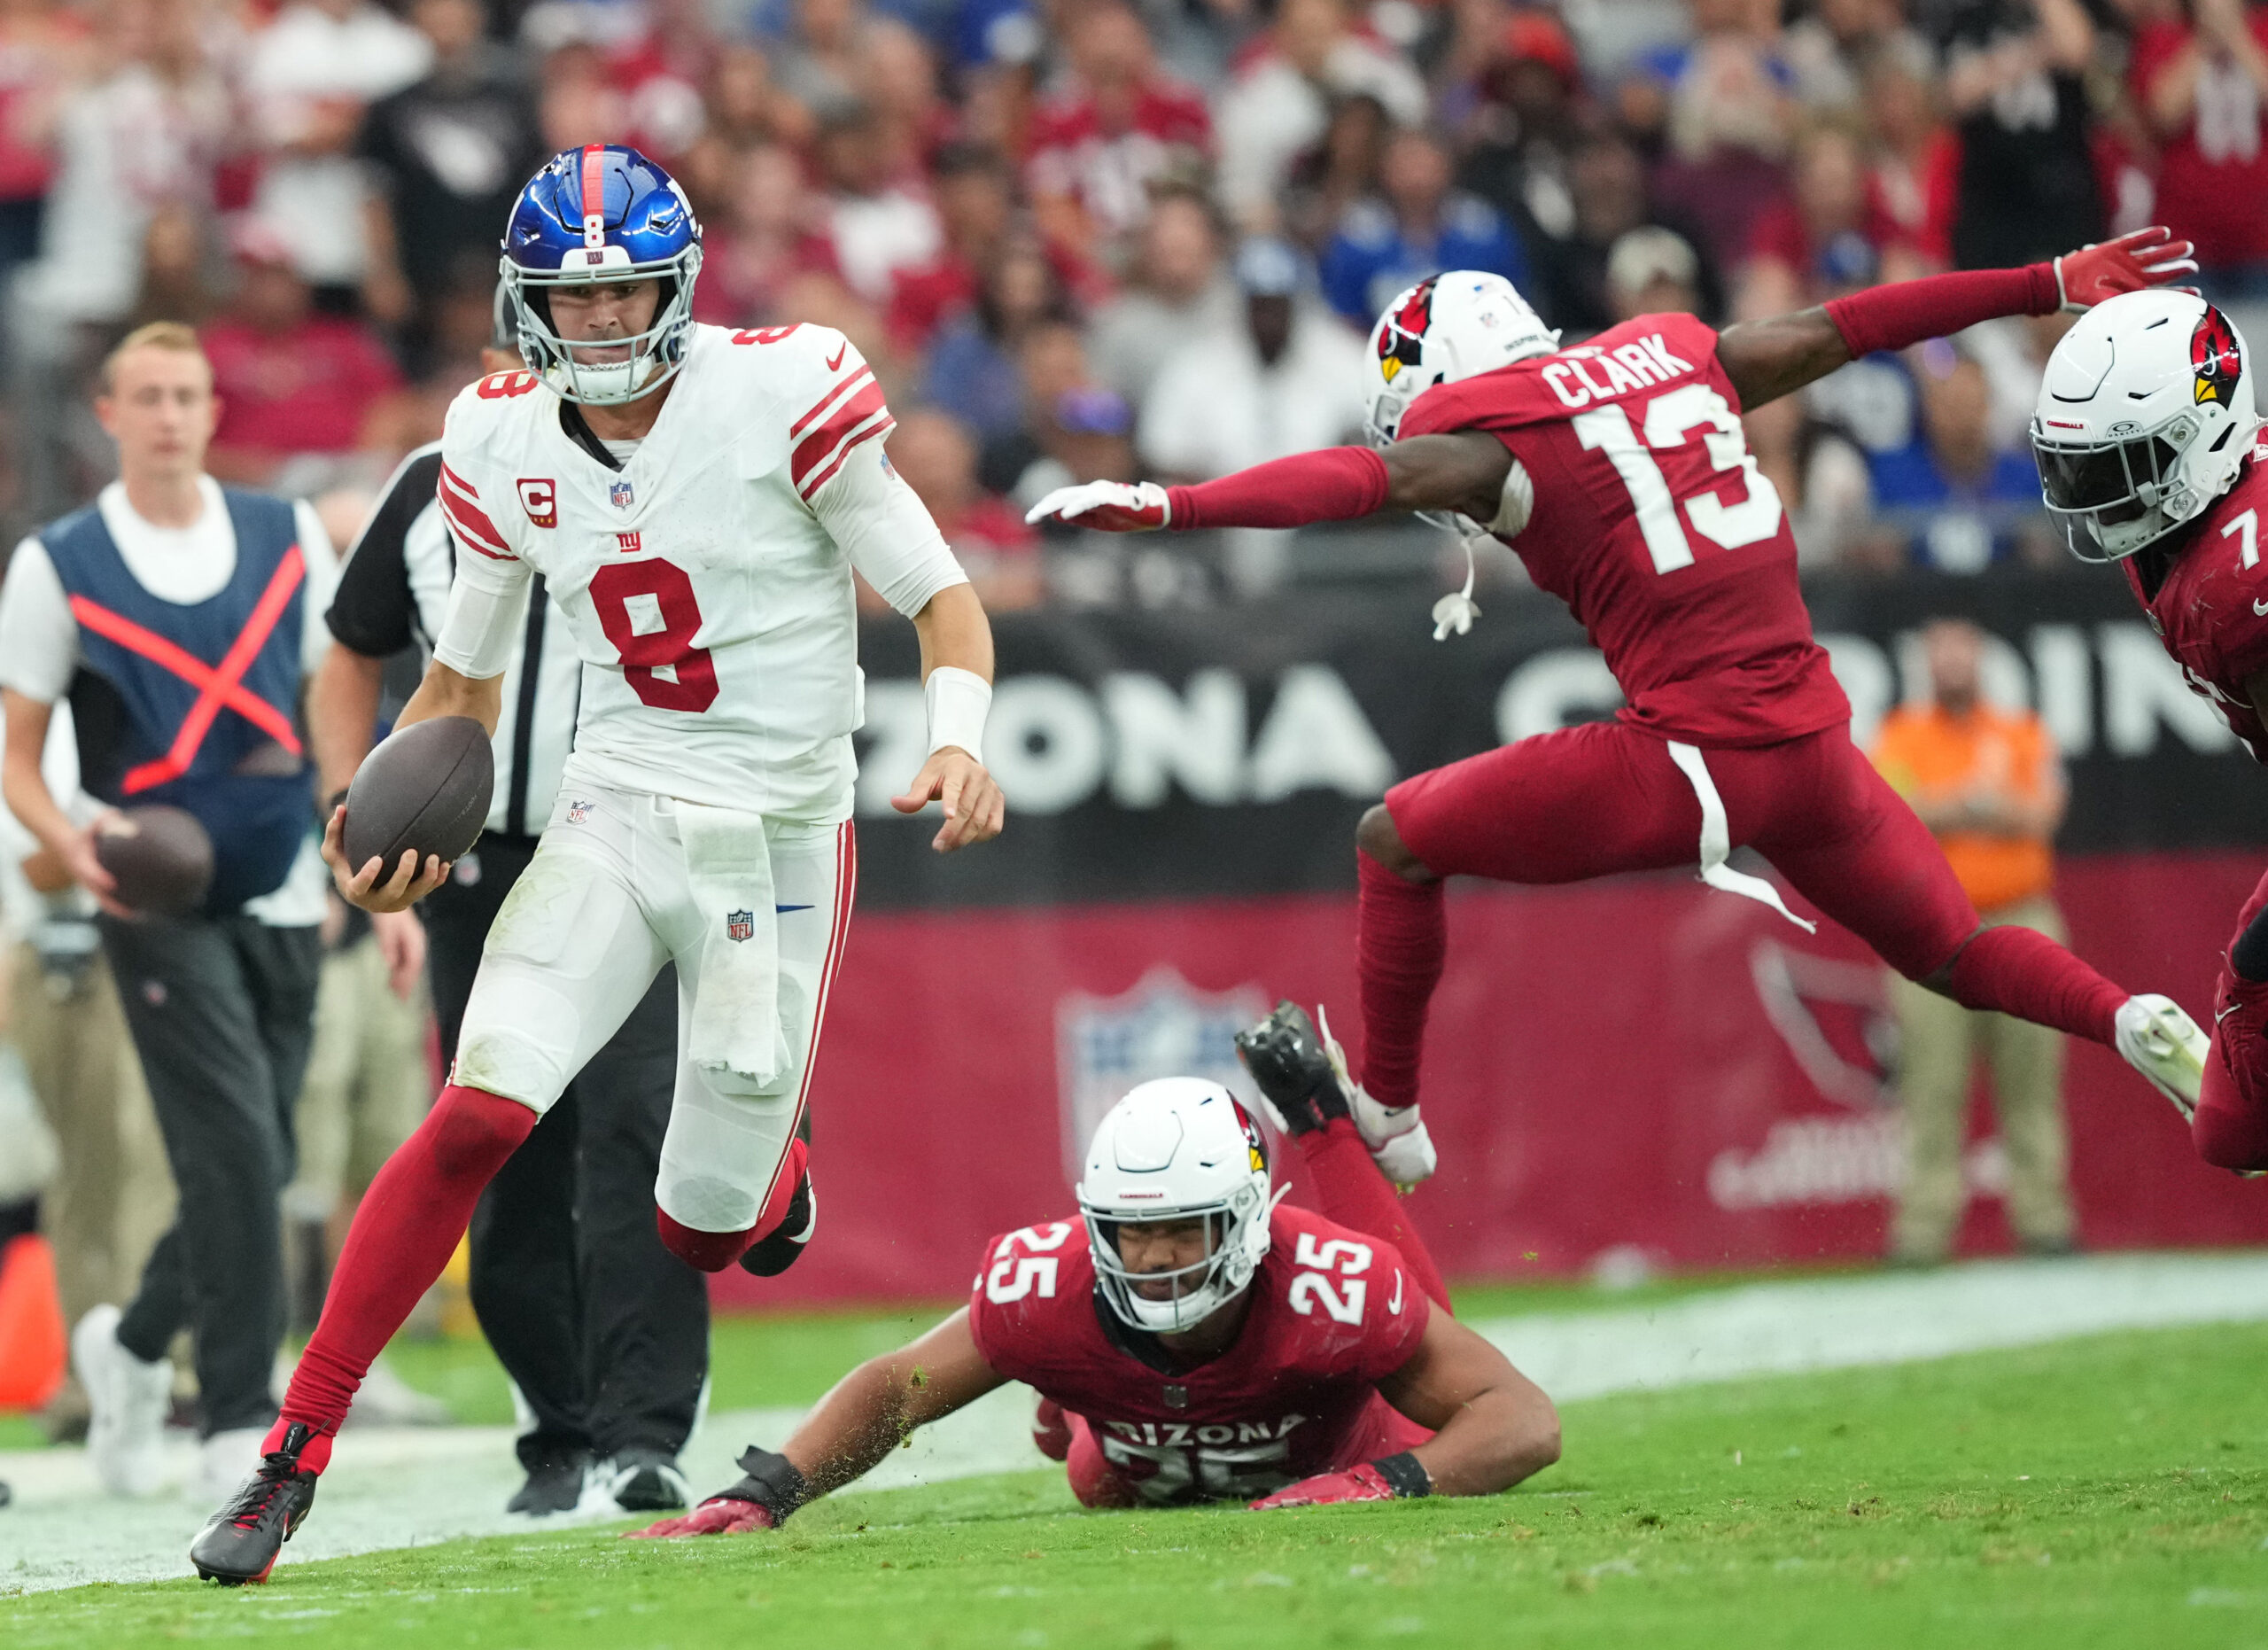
[
  {"xmin": 1946, "ymin": 923, "xmax": 2123, "ymax": 1046},
  {"xmin": 1300, "ymin": 1118, "xmax": 1451, "ymax": 1311},
  {"xmin": 656, "ymin": 1138, "xmax": 810, "ymax": 1273},
  {"xmin": 276, "ymin": 1085, "xmax": 536, "ymax": 1459},
  {"xmin": 1356, "ymin": 850, "xmax": 1446, "ymax": 1109}
]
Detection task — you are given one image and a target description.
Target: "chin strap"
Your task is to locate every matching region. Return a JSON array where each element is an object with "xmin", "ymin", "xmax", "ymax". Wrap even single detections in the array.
[{"xmin": 1431, "ymin": 520, "xmax": 1485, "ymax": 642}]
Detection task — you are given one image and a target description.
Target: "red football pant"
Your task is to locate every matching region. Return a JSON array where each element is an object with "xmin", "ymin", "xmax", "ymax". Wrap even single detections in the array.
[
  {"xmin": 1298, "ymin": 1119, "xmax": 1450, "ymax": 1311},
  {"xmin": 1062, "ymin": 1394, "xmax": 1428, "ymax": 1507},
  {"xmin": 1360, "ymin": 720, "xmax": 2126, "ymax": 1107}
]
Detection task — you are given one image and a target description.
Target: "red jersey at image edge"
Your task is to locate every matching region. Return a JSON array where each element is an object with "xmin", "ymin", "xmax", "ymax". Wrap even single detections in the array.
[
  {"xmin": 1399, "ymin": 310, "xmax": 1851, "ymax": 749},
  {"xmin": 967, "ymin": 1203, "xmax": 1430, "ymax": 1504},
  {"xmin": 2123, "ymin": 445, "xmax": 2268, "ymax": 763}
]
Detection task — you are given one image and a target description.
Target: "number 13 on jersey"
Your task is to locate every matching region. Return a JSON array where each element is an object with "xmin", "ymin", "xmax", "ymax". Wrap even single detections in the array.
[{"xmin": 1573, "ymin": 385, "xmax": 1785, "ymax": 574}]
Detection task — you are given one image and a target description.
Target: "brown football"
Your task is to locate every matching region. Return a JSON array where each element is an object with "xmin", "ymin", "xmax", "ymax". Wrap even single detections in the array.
[
  {"xmin": 93, "ymin": 806, "xmax": 214, "ymax": 917},
  {"xmin": 341, "ymin": 715, "xmax": 493, "ymax": 877}
]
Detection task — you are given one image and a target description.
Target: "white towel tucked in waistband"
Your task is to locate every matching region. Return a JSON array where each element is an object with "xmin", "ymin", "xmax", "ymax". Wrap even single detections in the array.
[
  {"xmin": 1665, "ymin": 741, "xmax": 1817, "ymax": 934},
  {"xmin": 678, "ymin": 801, "xmax": 796, "ymax": 1092}
]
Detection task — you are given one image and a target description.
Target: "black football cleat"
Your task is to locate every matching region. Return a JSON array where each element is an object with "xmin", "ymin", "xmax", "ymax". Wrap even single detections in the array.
[
  {"xmin": 1235, "ymin": 1001, "xmax": 1353, "ymax": 1136},
  {"xmin": 506, "ymin": 1452, "xmax": 590, "ymax": 1516},
  {"xmin": 738, "ymin": 1172, "xmax": 816, "ymax": 1278},
  {"xmin": 189, "ymin": 1425, "xmax": 319, "ymax": 1585}
]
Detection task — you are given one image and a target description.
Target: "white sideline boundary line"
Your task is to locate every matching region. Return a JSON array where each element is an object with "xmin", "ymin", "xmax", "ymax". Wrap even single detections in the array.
[{"xmin": 5, "ymin": 1249, "xmax": 2266, "ymax": 1596}]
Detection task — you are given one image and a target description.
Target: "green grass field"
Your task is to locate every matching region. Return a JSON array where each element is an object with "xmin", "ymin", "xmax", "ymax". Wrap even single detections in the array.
[{"xmin": 11, "ymin": 1314, "xmax": 2268, "ymax": 1648}]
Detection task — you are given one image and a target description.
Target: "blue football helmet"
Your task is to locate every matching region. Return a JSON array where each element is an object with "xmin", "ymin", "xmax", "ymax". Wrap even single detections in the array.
[{"xmin": 499, "ymin": 144, "xmax": 703, "ymax": 406}]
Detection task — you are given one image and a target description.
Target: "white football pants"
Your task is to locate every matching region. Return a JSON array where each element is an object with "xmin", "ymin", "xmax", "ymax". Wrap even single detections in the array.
[{"xmin": 453, "ymin": 785, "xmax": 854, "ymax": 1234}]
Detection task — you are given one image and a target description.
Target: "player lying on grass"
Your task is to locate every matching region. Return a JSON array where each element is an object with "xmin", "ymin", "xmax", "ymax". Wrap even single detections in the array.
[
  {"xmin": 2030, "ymin": 291, "xmax": 2268, "ymax": 1174},
  {"xmin": 631, "ymin": 1002, "xmax": 1558, "ymax": 1532},
  {"xmin": 188, "ymin": 144, "xmax": 1004, "ymax": 1584},
  {"xmin": 1028, "ymin": 237, "xmax": 2211, "ymax": 1189}
]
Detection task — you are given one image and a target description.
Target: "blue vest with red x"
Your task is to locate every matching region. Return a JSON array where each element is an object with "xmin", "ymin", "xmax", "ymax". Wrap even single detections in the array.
[{"xmin": 42, "ymin": 489, "xmax": 313, "ymax": 915}]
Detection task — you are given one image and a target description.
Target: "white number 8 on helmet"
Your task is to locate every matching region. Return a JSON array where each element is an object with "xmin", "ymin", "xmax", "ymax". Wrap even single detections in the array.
[{"xmin": 2031, "ymin": 289, "xmax": 2263, "ymax": 562}]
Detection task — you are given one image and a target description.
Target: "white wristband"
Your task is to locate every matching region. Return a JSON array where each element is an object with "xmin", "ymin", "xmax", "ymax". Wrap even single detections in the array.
[{"xmin": 924, "ymin": 665, "xmax": 991, "ymax": 765}]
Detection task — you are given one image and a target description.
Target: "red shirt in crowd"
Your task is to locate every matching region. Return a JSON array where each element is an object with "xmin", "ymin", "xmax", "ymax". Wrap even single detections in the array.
[
  {"xmin": 203, "ymin": 317, "xmax": 401, "ymax": 460},
  {"xmin": 1025, "ymin": 80, "xmax": 1211, "ymax": 243},
  {"xmin": 2131, "ymin": 12, "xmax": 2268, "ymax": 269}
]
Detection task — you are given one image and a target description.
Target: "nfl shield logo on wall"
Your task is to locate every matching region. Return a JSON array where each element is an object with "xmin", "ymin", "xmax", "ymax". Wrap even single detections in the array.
[
  {"xmin": 726, "ymin": 908, "xmax": 755, "ymax": 942},
  {"xmin": 610, "ymin": 479, "xmax": 635, "ymax": 510},
  {"xmin": 1054, "ymin": 967, "xmax": 1271, "ymax": 1185}
]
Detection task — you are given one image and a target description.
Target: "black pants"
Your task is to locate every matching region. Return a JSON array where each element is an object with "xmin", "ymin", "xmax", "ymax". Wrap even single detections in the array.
[
  {"xmin": 105, "ymin": 915, "xmax": 321, "ymax": 1437},
  {"xmin": 424, "ymin": 834, "xmax": 708, "ymax": 1468}
]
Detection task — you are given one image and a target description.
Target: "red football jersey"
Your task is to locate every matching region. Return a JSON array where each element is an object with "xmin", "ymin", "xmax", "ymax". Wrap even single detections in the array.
[
  {"xmin": 2123, "ymin": 445, "xmax": 2268, "ymax": 763},
  {"xmin": 967, "ymin": 1203, "xmax": 1430, "ymax": 1505},
  {"xmin": 1399, "ymin": 311, "xmax": 1850, "ymax": 747}
]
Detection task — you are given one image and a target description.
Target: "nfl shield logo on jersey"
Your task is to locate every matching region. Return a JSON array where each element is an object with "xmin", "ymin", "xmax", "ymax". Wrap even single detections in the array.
[
  {"xmin": 610, "ymin": 479, "xmax": 635, "ymax": 510},
  {"xmin": 1054, "ymin": 967, "xmax": 1270, "ymax": 1183},
  {"xmin": 726, "ymin": 908, "xmax": 755, "ymax": 943}
]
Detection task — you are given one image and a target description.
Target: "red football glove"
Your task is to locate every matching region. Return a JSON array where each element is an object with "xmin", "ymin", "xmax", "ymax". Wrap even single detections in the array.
[
  {"xmin": 1032, "ymin": 1397, "xmax": 1073, "ymax": 1463},
  {"xmin": 2053, "ymin": 226, "xmax": 2198, "ymax": 313},
  {"xmin": 1249, "ymin": 1462, "xmax": 1402, "ymax": 1509},
  {"xmin": 623, "ymin": 1496, "xmax": 779, "ymax": 1539},
  {"xmin": 1023, "ymin": 479, "xmax": 1171, "ymax": 532}
]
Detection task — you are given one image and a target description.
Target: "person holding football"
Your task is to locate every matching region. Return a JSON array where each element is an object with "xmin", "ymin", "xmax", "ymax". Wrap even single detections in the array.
[
  {"xmin": 1026, "ymin": 235, "xmax": 2213, "ymax": 1190},
  {"xmin": 631, "ymin": 1002, "xmax": 1559, "ymax": 1531}
]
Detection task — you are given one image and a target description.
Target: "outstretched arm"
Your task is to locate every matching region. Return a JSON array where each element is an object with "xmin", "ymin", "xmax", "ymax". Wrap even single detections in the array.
[
  {"xmin": 1026, "ymin": 432, "xmax": 1515, "ymax": 533},
  {"xmin": 631, "ymin": 1309, "xmax": 1007, "ymax": 1537},
  {"xmin": 1251, "ymin": 1309, "xmax": 1560, "ymax": 1507},
  {"xmin": 1719, "ymin": 227, "xmax": 2197, "ymax": 410}
]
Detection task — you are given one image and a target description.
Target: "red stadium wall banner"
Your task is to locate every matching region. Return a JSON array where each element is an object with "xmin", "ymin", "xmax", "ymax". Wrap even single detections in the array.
[
  {"xmin": 718, "ymin": 851, "xmax": 2268, "ymax": 1310},
  {"xmin": 714, "ymin": 570, "xmax": 2268, "ymax": 1306}
]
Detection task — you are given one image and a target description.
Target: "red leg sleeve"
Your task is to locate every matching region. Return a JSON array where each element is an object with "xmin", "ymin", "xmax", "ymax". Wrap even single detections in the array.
[
  {"xmin": 1946, "ymin": 924, "xmax": 2124, "ymax": 1047},
  {"xmin": 656, "ymin": 1138, "xmax": 810, "ymax": 1272},
  {"xmin": 1299, "ymin": 1119, "xmax": 1451, "ymax": 1311},
  {"xmin": 271, "ymin": 1084, "xmax": 536, "ymax": 1466},
  {"xmin": 1355, "ymin": 850, "xmax": 1447, "ymax": 1111}
]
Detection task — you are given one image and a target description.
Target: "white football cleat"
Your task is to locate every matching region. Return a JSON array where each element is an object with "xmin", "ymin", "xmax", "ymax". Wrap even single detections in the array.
[
  {"xmin": 2115, "ymin": 992, "xmax": 2208, "ymax": 1120},
  {"xmin": 73, "ymin": 1304, "xmax": 172, "ymax": 1497},
  {"xmin": 1313, "ymin": 1006, "xmax": 1440, "ymax": 1187}
]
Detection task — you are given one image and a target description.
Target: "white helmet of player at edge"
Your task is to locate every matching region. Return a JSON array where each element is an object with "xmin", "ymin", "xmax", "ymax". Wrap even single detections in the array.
[
  {"xmin": 1078, "ymin": 1078, "xmax": 1281, "ymax": 1335},
  {"xmin": 1363, "ymin": 271, "xmax": 1559, "ymax": 450},
  {"xmin": 2031, "ymin": 289, "xmax": 2263, "ymax": 563}
]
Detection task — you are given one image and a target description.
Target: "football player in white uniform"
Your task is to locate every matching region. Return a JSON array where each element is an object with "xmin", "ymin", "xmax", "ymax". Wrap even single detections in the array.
[{"xmin": 191, "ymin": 144, "xmax": 1005, "ymax": 1584}]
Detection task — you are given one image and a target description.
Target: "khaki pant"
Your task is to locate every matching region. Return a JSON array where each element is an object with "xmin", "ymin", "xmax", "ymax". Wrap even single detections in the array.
[
  {"xmin": 13, "ymin": 941, "xmax": 173, "ymax": 1334},
  {"xmin": 1890, "ymin": 894, "xmax": 2073, "ymax": 1262},
  {"xmin": 284, "ymin": 931, "xmax": 435, "ymax": 1224}
]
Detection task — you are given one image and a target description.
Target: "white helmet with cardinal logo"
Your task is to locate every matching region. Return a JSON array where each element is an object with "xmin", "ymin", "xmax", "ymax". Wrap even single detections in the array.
[
  {"xmin": 2031, "ymin": 288, "xmax": 2261, "ymax": 562},
  {"xmin": 1363, "ymin": 271, "xmax": 1558, "ymax": 450}
]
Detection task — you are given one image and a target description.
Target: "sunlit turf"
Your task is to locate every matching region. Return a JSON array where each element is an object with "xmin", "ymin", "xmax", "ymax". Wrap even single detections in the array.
[{"xmin": 13, "ymin": 1320, "xmax": 2268, "ymax": 1647}]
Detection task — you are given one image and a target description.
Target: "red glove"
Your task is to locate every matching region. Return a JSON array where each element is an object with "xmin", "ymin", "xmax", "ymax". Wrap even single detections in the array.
[
  {"xmin": 1249, "ymin": 1462, "xmax": 1402, "ymax": 1509},
  {"xmin": 623, "ymin": 1497, "xmax": 779, "ymax": 1539},
  {"xmin": 2053, "ymin": 226, "xmax": 2197, "ymax": 312}
]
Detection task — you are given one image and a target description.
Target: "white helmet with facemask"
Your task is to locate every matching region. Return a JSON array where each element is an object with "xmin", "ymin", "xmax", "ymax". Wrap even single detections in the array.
[
  {"xmin": 2031, "ymin": 289, "xmax": 2261, "ymax": 562},
  {"xmin": 1079, "ymin": 1078, "xmax": 1279, "ymax": 1335}
]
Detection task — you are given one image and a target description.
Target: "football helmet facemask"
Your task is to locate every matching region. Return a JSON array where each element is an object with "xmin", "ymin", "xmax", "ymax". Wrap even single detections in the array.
[
  {"xmin": 1078, "ymin": 1078, "xmax": 1280, "ymax": 1335},
  {"xmin": 2031, "ymin": 289, "xmax": 2261, "ymax": 563},
  {"xmin": 501, "ymin": 144, "xmax": 703, "ymax": 406}
]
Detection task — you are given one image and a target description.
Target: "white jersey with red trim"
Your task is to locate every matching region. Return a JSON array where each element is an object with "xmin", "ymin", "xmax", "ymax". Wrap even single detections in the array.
[{"xmin": 434, "ymin": 321, "xmax": 928, "ymax": 822}]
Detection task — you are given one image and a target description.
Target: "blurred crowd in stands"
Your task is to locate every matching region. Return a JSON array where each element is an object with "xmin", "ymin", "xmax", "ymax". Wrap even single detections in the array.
[{"xmin": 0, "ymin": 0, "xmax": 2261, "ymax": 599}]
